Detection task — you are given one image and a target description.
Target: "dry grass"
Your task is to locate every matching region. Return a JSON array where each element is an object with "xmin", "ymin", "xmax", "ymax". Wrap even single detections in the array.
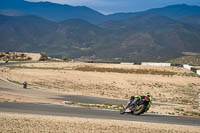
[
  {"xmin": 0, "ymin": 113, "xmax": 199, "ymax": 133},
  {"xmin": 75, "ymin": 66, "xmax": 178, "ymax": 76}
]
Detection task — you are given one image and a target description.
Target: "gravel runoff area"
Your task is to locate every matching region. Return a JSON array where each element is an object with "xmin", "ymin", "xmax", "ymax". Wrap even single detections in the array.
[{"xmin": 0, "ymin": 113, "xmax": 199, "ymax": 133}]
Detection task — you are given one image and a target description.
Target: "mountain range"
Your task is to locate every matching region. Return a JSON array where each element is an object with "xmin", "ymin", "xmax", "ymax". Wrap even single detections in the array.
[
  {"xmin": 0, "ymin": 0, "xmax": 105, "ymax": 24},
  {"xmin": 1, "ymin": 0, "xmax": 200, "ymax": 24},
  {"xmin": 0, "ymin": 0, "xmax": 200, "ymax": 61}
]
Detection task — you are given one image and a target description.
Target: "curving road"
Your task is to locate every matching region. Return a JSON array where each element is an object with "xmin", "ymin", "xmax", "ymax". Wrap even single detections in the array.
[
  {"xmin": 0, "ymin": 102, "xmax": 200, "ymax": 126},
  {"xmin": 0, "ymin": 61, "xmax": 35, "ymax": 66},
  {"xmin": 0, "ymin": 61, "xmax": 200, "ymax": 127}
]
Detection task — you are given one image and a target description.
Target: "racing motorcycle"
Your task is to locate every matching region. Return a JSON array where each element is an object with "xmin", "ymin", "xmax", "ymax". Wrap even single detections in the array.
[{"xmin": 120, "ymin": 96, "xmax": 152, "ymax": 115}]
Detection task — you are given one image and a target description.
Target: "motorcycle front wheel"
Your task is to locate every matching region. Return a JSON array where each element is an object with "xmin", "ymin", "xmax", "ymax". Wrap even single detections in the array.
[{"xmin": 132, "ymin": 104, "xmax": 146, "ymax": 115}]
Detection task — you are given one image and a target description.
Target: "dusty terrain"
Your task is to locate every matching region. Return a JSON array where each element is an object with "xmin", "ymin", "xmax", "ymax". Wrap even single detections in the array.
[
  {"xmin": 0, "ymin": 62, "xmax": 200, "ymax": 116},
  {"xmin": 0, "ymin": 113, "xmax": 199, "ymax": 133}
]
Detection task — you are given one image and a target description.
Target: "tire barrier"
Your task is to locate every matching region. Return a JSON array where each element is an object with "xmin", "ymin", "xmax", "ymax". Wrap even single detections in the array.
[
  {"xmin": 85, "ymin": 60, "xmax": 120, "ymax": 64},
  {"xmin": 191, "ymin": 67, "xmax": 198, "ymax": 73},
  {"xmin": 141, "ymin": 62, "xmax": 171, "ymax": 67},
  {"xmin": 171, "ymin": 64, "xmax": 183, "ymax": 67},
  {"xmin": 134, "ymin": 62, "xmax": 142, "ymax": 65}
]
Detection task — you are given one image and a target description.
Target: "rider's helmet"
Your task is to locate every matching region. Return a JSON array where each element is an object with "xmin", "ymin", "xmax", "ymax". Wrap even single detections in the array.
[
  {"xmin": 146, "ymin": 92, "xmax": 152, "ymax": 102},
  {"xmin": 130, "ymin": 96, "xmax": 135, "ymax": 100}
]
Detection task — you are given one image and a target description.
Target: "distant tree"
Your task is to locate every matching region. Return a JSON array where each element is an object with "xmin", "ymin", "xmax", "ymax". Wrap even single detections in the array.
[
  {"xmin": 62, "ymin": 56, "xmax": 68, "ymax": 61},
  {"xmin": 39, "ymin": 52, "xmax": 48, "ymax": 61},
  {"xmin": 21, "ymin": 54, "xmax": 25, "ymax": 58},
  {"xmin": 40, "ymin": 52, "xmax": 47, "ymax": 57},
  {"xmin": 2, "ymin": 56, "xmax": 9, "ymax": 61}
]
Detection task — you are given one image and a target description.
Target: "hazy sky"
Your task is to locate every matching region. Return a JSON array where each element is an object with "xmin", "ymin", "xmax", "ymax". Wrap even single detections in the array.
[{"xmin": 27, "ymin": 0, "xmax": 200, "ymax": 14}]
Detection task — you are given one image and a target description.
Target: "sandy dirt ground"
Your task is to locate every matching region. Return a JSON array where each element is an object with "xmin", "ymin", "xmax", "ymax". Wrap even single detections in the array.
[
  {"xmin": 0, "ymin": 62, "xmax": 200, "ymax": 116},
  {"xmin": 0, "ymin": 113, "xmax": 199, "ymax": 133}
]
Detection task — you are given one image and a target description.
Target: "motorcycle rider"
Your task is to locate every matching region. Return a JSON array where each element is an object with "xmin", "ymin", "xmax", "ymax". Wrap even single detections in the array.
[{"xmin": 126, "ymin": 92, "xmax": 152, "ymax": 111}]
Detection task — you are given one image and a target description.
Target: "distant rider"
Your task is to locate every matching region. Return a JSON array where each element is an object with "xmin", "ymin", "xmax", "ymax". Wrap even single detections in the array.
[{"xmin": 23, "ymin": 81, "xmax": 27, "ymax": 89}]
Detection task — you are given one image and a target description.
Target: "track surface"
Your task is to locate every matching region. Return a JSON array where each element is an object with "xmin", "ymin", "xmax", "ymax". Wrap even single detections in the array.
[
  {"xmin": 0, "ymin": 61, "xmax": 200, "ymax": 127},
  {"xmin": 1, "ymin": 102, "xmax": 200, "ymax": 126},
  {"xmin": 0, "ymin": 61, "xmax": 35, "ymax": 66}
]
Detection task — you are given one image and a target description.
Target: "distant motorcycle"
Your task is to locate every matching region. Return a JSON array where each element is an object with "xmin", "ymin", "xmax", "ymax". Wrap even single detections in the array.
[
  {"xmin": 23, "ymin": 81, "xmax": 27, "ymax": 89},
  {"xmin": 120, "ymin": 96, "xmax": 152, "ymax": 115}
]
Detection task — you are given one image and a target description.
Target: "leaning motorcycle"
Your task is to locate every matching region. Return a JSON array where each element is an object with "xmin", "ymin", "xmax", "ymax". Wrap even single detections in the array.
[{"xmin": 120, "ymin": 96, "xmax": 152, "ymax": 115}]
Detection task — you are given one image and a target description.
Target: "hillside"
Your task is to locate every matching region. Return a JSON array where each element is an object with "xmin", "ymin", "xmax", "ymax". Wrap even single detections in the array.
[
  {"xmin": 0, "ymin": 9, "xmax": 25, "ymax": 16},
  {"xmin": 0, "ymin": 15, "xmax": 103, "ymax": 58},
  {"xmin": 98, "ymin": 14, "xmax": 200, "ymax": 61},
  {"xmin": 168, "ymin": 55, "xmax": 200, "ymax": 65},
  {"xmin": 146, "ymin": 4, "xmax": 200, "ymax": 19},
  {"xmin": 1, "ymin": 0, "xmax": 200, "ymax": 24},
  {"xmin": 48, "ymin": 19, "xmax": 105, "ymax": 58},
  {"xmin": 1, "ymin": 14, "xmax": 200, "ymax": 61},
  {"xmin": 180, "ymin": 15, "xmax": 200, "ymax": 25},
  {"xmin": 1, "ymin": 1, "xmax": 200, "ymax": 61},
  {"xmin": 108, "ymin": 4, "xmax": 200, "ymax": 21},
  {"xmin": 0, "ymin": 15, "xmax": 58, "ymax": 52},
  {"xmin": 0, "ymin": 0, "xmax": 105, "ymax": 24}
]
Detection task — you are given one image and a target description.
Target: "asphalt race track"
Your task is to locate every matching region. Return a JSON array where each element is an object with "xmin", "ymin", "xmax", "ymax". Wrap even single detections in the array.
[
  {"xmin": 0, "ymin": 61, "xmax": 39, "ymax": 66},
  {"xmin": 0, "ymin": 61, "xmax": 200, "ymax": 127},
  {"xmin": 0, "ymin": 102, "xmax": 200, "ymax": 126}
]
